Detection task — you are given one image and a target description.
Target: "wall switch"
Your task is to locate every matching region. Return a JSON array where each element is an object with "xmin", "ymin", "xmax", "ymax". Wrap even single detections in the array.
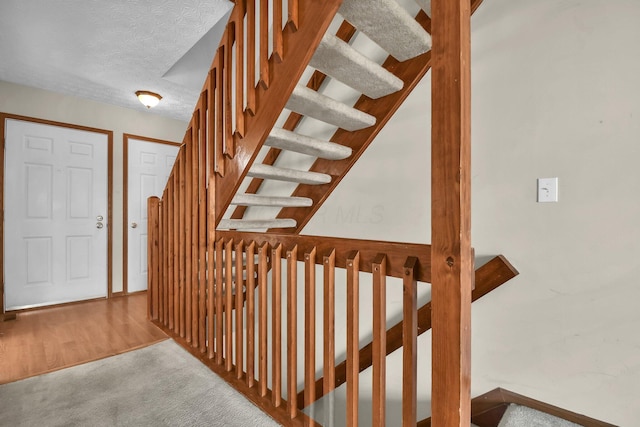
[{"xmin": 537, "ymin": 177, "xmax": 558, "ymax": 202}]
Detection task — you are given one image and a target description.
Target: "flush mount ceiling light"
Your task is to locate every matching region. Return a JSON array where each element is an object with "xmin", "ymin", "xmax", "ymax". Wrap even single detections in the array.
[{"xmin": 135, "ymin": 90, "xmax": 162, "ymax": 109}]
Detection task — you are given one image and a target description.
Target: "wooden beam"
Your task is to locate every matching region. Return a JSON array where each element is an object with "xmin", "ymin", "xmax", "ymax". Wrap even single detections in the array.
[{"xmin": 430, "ymin": 0, "xmax": 473, "ymax": 424}]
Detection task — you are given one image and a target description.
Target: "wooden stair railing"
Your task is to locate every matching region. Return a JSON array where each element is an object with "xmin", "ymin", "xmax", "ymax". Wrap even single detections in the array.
[
  {"xmin": 148, "ymin": 206, "xmax": 519, "ymax": 425},
  {"xmin": 144, "ymin": 0, "xmax": 514, "ymax": 425},
  {"xmin": 295, "ymin": 254, "xmax": 519, "ymax": 410}
]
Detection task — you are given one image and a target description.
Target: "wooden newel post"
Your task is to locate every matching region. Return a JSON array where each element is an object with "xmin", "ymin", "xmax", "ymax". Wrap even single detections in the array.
[
  {"xmin": 430, "ymin": 0, "xmax": 474, "ymax": 425},
  {"xmin": 147, "ymin": 196, "xmax": 161, "ymax": 320}
]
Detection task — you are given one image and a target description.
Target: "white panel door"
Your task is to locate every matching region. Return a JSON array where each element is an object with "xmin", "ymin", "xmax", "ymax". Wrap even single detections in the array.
[
  {"xmin": 127, "ymin": 138, "xmax": 179, "ymax": 292},
  {"xmin": 4, "ymin": 119, "xmax": 109, "ymax": 310}
]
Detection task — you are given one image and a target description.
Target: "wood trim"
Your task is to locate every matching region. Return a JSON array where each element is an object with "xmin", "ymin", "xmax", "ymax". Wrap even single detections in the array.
[
  {"xmin": 0, "ymin": 113, "xmax": 114, "ymax": 316},
  {"xmin": 418, "ymin": 387, "xmax": 617, "ymax": 427},
  {"xmin": 122, "ymin": 134, "xmax": 180, "ymax": 295},
  {"xmin": 219, "ymin": 230, "xmax": 432, "ymax": 282}
]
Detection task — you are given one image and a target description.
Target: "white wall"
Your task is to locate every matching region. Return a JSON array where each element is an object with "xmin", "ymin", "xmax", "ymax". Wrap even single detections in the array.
[
  {"xmin": 304, "ymin": 0, "xmax": 640, "ymax": 425},
  {"xmin": 0, "ymin": 81, "xmax": 188, "ymax": 293}
]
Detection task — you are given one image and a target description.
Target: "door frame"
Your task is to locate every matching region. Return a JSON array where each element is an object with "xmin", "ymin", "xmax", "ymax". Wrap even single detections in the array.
[
  {"xmin": 1, "ymin": 113, "xmax": 113, "ymax": 319},
  {"xmin": 122, "ymin": 134, "xmax": 180, "ymax": 295}
]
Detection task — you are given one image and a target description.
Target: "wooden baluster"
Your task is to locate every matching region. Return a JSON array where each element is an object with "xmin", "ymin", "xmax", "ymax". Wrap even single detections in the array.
[
  {"xmin": 158, "ymin": 199, "xmax": 164, "ymax": 324},
  {"xmin": 225, "ymin": 239, "xmax": 234, "ymax": 371},
  {"xmin": 178, "ymin": 147, "xmax": 186, "ymax": 338},
  {"xmin": 163, "ymin": 189, "xmax": 170, "ymax": 327},
  {"xmin": 215, "ymin": 238, "xmax": 224, "ymax": 364},
  {"xmin": 323, "ymin": 249, "xmax": 336, "ymax": 396},
  {"xmin": 235, "ymin": 240, "xmax": 245, "ymax": 379},
  {"xmin": 206, "ymin": 209, "xmax": 215, "ymax": 360},
  {"xmin": 245, "ymin": 241, "xmax": 256, "ymax": 387},
  {"xmin": 346, "ymin": 251, "xmax": 360, "ymax": 427},
  {"xmin": 287, "ymin": 0, "xmax": 298, "ymax": 31},
  {"xmin": 234, "ymin": 2, "xmax": 245, "ymax": 137},
  {"xmin": 372, "ymin": 254, "xmax": 387, "ymax": 427},
  {"xmin": 402, "ymin": 257, "xmax": 418, "ymax": 427},
  {"xmin": 225, "ymin": 23, "xmax": 235, "ymax": 158},
  {"xmin": 198, "ymin": 91, "xmax": 208, "ymax": 354},
  {"xmin": 259, "ymin": 0, "xmax": 269, "ymax": 88},
  {"xmin": 246, "ymin": 0, "xmax": 256, "ymax": 115},
  {"xmin": 191, "ymin": 110, "xmax": 200, "ymax": 347},
  {"xmin": 273, "ymin": 0, "xmax": 283, "ymax": 62},
  {"xmin": 271, "ymin": 243, "xmax": 283, "ymax": 407},
  {"xmin": 147, "ymin": 197, "xmax": 160, "ymax": 320},
  {"xmin": 215, "ymin": 54, "xmax": 225, "ymax": 176},
  {"xmin": 286, "ymin": 245, "xmax": 298, "ymax": 419},
  {"xmin": 258, "ymin": 242, "xmax": 270, "ymax": 396},
  {"xmin": 304, "ymin": 247, "xmax": 317, "ymax": 407},
  {"xmin": 171, "ymin": 169, "xmax": 179, "ymax": 332},
  {"xmin": 184, "ymin": 132, "xmax": 192, "ymax": 343}
]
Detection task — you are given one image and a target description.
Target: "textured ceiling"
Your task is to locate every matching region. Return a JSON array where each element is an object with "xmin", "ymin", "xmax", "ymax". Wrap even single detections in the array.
[{"xmin": 0, "ymin": 0, "xmax": 233, "ymax": 122}]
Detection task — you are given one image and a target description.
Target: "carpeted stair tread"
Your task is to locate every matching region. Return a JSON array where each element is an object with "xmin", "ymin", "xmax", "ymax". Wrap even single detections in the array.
[
  {"xmin": 248, "ymin": 163, "xmax": 332, "ymax": 185},
  {"xmin": 218, "ymin": 218, "xmax": 297, "ymax": 230},
  {"xmin": 339, "ymin": 0, "xmax": 432, "ymax": 62},
  {"xmin": 231, "ymin": 193, "xmax": 313, "ymax": 207},
  {"xmin": 286, "ymin": 84, "xmax": 376, "ymax": 131},
  {"xmin": 310, "ymin": 33, "xmax": 404, "ymax": 99},
  {"xmin": 498, "ymin": 404, "xmax": 582, "ymax": 427},
  {"xmin": 266, "ymin": 127, "xmax": 352, "ymax": 160}
]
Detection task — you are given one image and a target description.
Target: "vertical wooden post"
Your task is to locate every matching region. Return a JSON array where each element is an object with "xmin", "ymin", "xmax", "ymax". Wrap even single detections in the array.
[
  {"xmin": 271, "ymin": 243, "xmax": 283, "ymax": 407},
  {"xmin": 304, "ymin": 247, "xmax": 317, "ymax": 407},
  {"xmin": 402, "ymin": 257, "xmax": 418, "ymax": 427},
  {"xmin": 372, "ymin": 254, "xmax": 386, "ymax": 427},
  {"xmin": 286, "ymin": 245, "xmax": 298, "ymax": 419},
  {"xmin": 147, "ymin": 197, "xmax": 160, "ymax": 320},
  {"xmin": 323, "ymin": 249, "xmax": 336, "ymax": 396},
  {"xmin": 346, "ymin": 251, "xmax": 360, "ymax": 427},
  {"xmin": 430, "ymin": 0, "xmax": 473, "ymax": 425}
]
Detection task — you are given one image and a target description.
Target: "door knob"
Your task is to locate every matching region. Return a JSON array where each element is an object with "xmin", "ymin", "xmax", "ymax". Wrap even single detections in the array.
[
  {"xmin": 96, "ymin": 215, "xmax": 104, "ymax": 221},
  {"xmin": 131, "ymin": 222, "xmax": 138, "ymax": 229},
  {"xmin": 96, "ymin": 222, "xmax": 104, "ymax": 229}
]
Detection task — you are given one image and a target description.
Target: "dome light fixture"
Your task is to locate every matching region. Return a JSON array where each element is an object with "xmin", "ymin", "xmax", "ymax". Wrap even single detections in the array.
[{"xmin": 135, "ymin": 90, "xmax": 162, "ymax": 109}]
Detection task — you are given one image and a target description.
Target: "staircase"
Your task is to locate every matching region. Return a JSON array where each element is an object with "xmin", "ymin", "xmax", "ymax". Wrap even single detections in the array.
[
  {"xmin": 217, "ymin": 0, "xmax": 447, "ymax": 232},
  {"xmin": 146, "ymin": 1, "xmax": 521, "ymax": 426}
]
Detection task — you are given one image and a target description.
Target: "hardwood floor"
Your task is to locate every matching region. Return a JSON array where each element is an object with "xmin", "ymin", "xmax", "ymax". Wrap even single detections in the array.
[{"xmin": 0, "ymin": 293, "xmax": 167, "ymax": 384}]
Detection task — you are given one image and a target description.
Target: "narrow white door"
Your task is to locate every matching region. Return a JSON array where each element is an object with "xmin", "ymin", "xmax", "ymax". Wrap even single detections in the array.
[
  {"xmin": 127, "ymin": 138, "xmax": 179, "ymax": 292},
  {"xmin": 4, "ymin": 119, "xmax": 109, "ymax": 310}
]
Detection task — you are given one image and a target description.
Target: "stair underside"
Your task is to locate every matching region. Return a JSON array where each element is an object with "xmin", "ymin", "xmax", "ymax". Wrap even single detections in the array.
[{"xmin": 226, "ymin": 0, "xmax": 434, "ymax": 231}]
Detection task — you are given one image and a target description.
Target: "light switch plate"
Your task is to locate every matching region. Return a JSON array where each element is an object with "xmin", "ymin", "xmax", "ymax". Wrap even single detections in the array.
[{"xmin": 537, "ymin": 177, "xmax": 558, "ymax": 202}]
